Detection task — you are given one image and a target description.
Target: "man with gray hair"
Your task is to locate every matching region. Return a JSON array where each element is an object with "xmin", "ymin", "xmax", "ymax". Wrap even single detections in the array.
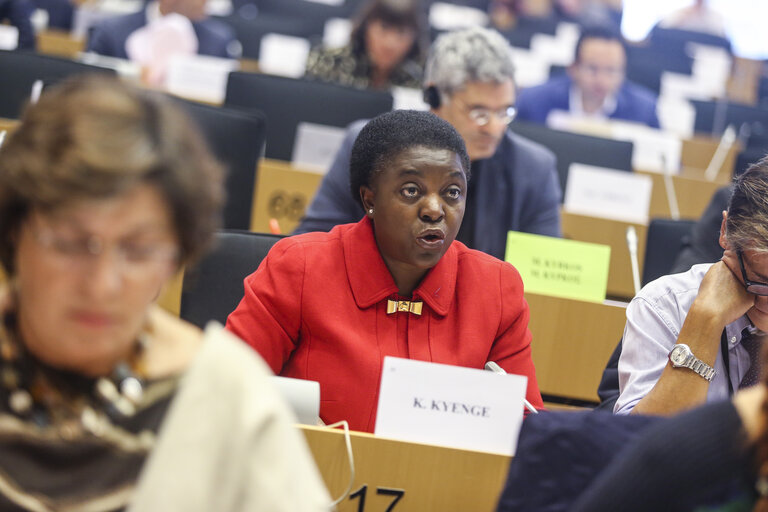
[
  {"xmin": 295, "ymin": 26, "xmax": 561, "ymax": 260},
  {"xmin": 616, "ymin": 156, "xmax": 768, "ymax": 415}
]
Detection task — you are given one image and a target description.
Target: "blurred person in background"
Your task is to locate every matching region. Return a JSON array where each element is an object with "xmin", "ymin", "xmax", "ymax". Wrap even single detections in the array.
[{"xmin": 305, "ymin": 0, "xmax": 427, "ymax": 90}]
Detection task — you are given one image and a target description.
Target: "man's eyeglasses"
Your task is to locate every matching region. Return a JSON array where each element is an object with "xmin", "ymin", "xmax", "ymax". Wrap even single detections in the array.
[
  {"xmin": 466, "ymin": 106, "xmax": 517, "ymax": 127},
  {"xmin": 737, "ymin": 250, "xmax": 768, "ymax": 296}
]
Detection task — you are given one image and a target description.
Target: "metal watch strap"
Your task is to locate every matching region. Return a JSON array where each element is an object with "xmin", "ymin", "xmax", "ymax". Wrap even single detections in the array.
[{"xmin": 686, "ymin": 357, "xmax": 716, "ymax": 382}]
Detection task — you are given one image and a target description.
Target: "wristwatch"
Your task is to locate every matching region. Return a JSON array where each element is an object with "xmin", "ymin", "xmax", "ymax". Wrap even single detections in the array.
[{"xmin": 668, "ymin": 344, "xmax": 716, "ymax": 382}]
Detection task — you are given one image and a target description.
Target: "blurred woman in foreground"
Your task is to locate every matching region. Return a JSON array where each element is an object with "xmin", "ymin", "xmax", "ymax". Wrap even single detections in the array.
[{"xmin": 0, "ymin": 75, "xmax": 329, "ymax": 511}]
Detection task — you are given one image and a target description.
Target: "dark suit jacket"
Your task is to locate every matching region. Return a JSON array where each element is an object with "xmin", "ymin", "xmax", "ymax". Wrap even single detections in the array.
[
  {"xmin": 294, "ymin": 120, "xmax": 562, "ymax": 261},
  {"xmin": 516, "ymin": 74, "xmax": 660, "ymax": 128},
  {"xmin": 86, "ymin": 9, "xmax": 237, "ymax": 60}
]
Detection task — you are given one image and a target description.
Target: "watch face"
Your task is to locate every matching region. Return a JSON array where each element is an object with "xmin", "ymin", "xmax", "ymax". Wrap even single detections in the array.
[{"xmin": 670, "ymin": 345, "xmax": 689, "ymax": 366}]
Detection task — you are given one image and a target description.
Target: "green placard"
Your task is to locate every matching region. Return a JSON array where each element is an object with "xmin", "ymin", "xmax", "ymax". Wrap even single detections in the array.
[{"xmin": 505, "ymin": 231, "xmax": 611, "ymax": 303}]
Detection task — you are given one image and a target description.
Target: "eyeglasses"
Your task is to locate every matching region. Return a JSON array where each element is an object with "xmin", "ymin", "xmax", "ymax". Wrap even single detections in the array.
[
  {"xmin": 576, "ymin": 64, "xmax": 625, "ymax": 78},
  {"xmin": 29, "ymin": 222, "xmax": 179, "ymax": 278},
  {"xmin": 453, "ymin": 98, "xmax": 517, "ymax": 127},
  {"xmin": 737, "ymin": 250, "xmax": 768, "ymax": 296}
]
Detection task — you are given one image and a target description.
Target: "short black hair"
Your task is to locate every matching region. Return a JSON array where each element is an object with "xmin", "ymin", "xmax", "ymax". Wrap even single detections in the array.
[
  {"xmin": 574, "ymin": 24, "xmax": 626, "ymax": 63},
  {"xmin": 349, "ymin": 110, "xmax": 470, "ymax": 204}
]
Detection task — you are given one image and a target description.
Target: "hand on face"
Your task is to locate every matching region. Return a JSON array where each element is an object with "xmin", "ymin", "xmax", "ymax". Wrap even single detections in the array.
[{"xmin": 696, "ymin": 253, "xmax": 755, "ymax": 327}]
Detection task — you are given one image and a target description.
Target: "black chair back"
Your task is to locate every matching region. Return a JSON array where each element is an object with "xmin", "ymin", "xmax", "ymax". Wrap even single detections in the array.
[
  {"xmin": 509, "ymin": 121, "xmax": 634, "ymax": 195},
  {"xmin": 225, "ymin": 72, "xmax": 393, "ymax": 161},
  {"xmin": 0, "ymin": 50, "xmax": 115, "ymax": 119},
  {"xmin": 175, "ymin": 99, "xmax": 266, "ymax": 230},
  {"xmin": 691, "ymin": 99, "xmax": 768, "ymax": 137},
  {"xmin": 180, "ymin": 230, "xmax": 284, "ymax": 329},
  {"xmin": 641, "ymin": 218, "xmax": 696, "ymax": 287},
  {"xmin": 214, "ymin": 13, "xmax": 325, "ymax": 60}
]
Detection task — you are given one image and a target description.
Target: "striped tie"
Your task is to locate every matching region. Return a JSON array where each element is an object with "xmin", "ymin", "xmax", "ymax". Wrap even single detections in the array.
[{"xmin": 739, "ymin": 331, "xmax": 763, "ymax": 389}]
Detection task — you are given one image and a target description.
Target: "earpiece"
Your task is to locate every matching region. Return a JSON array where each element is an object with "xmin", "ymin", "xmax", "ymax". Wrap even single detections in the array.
[{"xmin": 423, "ymin": 85, "xmax": 441, "ymax": 110}]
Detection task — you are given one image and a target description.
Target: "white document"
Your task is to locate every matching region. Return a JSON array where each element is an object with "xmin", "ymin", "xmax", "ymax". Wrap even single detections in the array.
[
  {"xmin": 610, "ymin": 122, "xmax": 682, "ymax": 174},
  {"xmin": 375, "ymin": 357, "xmax": 527, "ymax": 456},
  {"xmin": 428, "ymin": 2, "xmax": 488, "ymax": 31},
  {"xmin": 392, "ymin": 86, "xmax": 429, "ymax": 111},
  {"xmin": 509, "ymin": 48, "xmax": 550, "ymax": 88},
  {"xmin": 291, "ymin": 122, "xmax": 346, "ymax": 173},
  {"xmin": 259, "ymin": 33, "xmax": 310, "ymax": 78},
  {"xmin": 0, "ymin": 25, "xmax": 19, "ymax": 50},
  {"xmin": 164, "ymin": 54, "xmax": 238, "ymax": 104},
  {"xmin": 564, "ymin": 163, "xmax": 652, "ymax": 225},
  {"xmin": 323, "ymin": 17, "xmax": 351, "ymax": 49},
  {"xmin": 271, "ymin": 376, "xmax": 320, "ymax": 425}
]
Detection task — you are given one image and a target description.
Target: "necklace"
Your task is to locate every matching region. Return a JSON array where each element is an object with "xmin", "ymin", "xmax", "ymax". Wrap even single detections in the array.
[{"xmin": 0, "ymin": 312, "xmax": 150, "ymax": 435}]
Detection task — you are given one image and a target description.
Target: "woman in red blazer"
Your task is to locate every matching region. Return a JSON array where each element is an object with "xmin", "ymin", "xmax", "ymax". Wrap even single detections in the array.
[{"xmin": 226, "ymin": 110, "xmax": 543, "ymax": 432}]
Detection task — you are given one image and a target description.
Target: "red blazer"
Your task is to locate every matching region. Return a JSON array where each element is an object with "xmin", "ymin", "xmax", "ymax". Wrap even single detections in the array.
[{"xmin": 226, "ymin": 218, "xmax": 543, "ymax": 432}]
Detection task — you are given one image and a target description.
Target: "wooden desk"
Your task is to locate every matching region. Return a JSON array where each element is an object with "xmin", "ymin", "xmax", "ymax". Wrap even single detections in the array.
[
  {"xmin": 302, "ymin": 425, "xmax": 511, "ymax": 512},
  {"xmin": 36, "ymin": 30, "xmax": 85, "ymax": 59},
  {"xmin": 642, "ymin": 170, "xmax": 726, "ymax": 220},
  {"xmin": 251, "ymin": 158, "xmax": 323, "ymax": 234},
  {"xmin": 0, "ymin": 118, "xmax": 18, "ymax": 134},
  {"xmin": 526, "ymin": 293, "xmax": 627, "ymax": 403},
  {"xmin": 561, "ymin": 211, "xmax": 646, "ymax": 300},
  {"xmin": 680, "ymin": 136, "xmax": 740, "ymax": 180}
]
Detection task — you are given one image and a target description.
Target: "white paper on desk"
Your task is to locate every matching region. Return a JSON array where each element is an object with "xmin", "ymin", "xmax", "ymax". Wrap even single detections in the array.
[
  {"xmin": 271, "ymin": 376, "xmax": 320, "ymax": 425},
  {"xmin": 611, "ymin": 122, "xmax": 682, "ymax": 174},
  {"xmin": 657, "ymin": 95, "xmax": 695, "ymax": 139},
  {"xmin": 0, "ymin": 25, "xmax": 19, "ymax": 50},
  {"xmin": 530, "ymin": 32, "xmax": 576, "ymax": 67},
  {"xmin": 392, "ymin": 86, "xmax": 429, "ymax": 111},
  {"xmin": 375, "ymin": 357, "xmax": 527, "ymax": 456},
  {"xmin": 428, "ymin": 2, "xmax": 487, "ymax": 31},
  {"xmin": 564, "ymin": 163, "xmax": 652, "ymax": 225},
  {"xmin": 291, "ymin": 122, "xmax": 346, "ymax": 173},
  {"xmin": 259, "ymin": 33, "xmax": 310, "ymax": 78},
  {"xmin": 323, "ymin": 17, "xmax": 351, "ymax": 49},
  {"xmin": 164, "ymin": 54, "xmax": 238, "ymax": 104}
]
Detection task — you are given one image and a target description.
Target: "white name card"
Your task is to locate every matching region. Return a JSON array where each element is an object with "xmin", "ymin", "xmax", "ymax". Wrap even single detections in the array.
[
  {"xmin": 0, "ymin": 25, "xmax": 19, "ymax": 50},
  {"xmin": 164, "ymin": 54, "xmax": 238, "ymax": 104},
  {"xmin": 375, "ymin": 357, "xmax": 527, "ymax": 456},
  {"xmin": 392, "ymin": 86, "xmax": 429, "ymax": 111},
  {"xmin": 291, "ymin": 122, "xmax": 346, "ymax": 173},
  {"xmin": 428, "ymin": 3, "xmax": 488, "ymax": 31},
  {"xmin": 323, "ymin": 17, "xmax": 351, "ymax": 49},
  {"xmin": 564, "ymin": 163, "xmax": 652, "ymax": 225},
  {"xmin": 259, "ymin": 33, "xmax": 310, "ymax": 78},
  {"xmin": 611, "ymin": 122, "xmax": 682, "ymax": 174}
]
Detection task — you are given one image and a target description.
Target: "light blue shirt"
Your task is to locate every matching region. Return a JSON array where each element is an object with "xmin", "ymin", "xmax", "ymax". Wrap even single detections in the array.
[{"xmin": 615, "ymin": 263, "xmax": 755, "ymax": 414}]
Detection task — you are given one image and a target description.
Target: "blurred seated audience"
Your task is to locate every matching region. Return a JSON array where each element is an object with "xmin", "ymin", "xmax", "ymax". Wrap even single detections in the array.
[
  {"xmin": 296, "ymin": 27, "xmax": 562, "ymax": 261},
  {"xmin": 659, "ymin": 0, "xmax": 727, "ymax": 38},
  {"xmin": 0, "ymin": 75, "xmax": 329, "ymax": 511},
  {"xmin": 516, "ymin": 25, "xmax": 660, "ymax": 128},
  {"xmin": 0, "ymin": 0, "xmax": 35, "ymax": 49},
  {"xmin": 616, "ymin": 157, "xmax": 768, "ymax": 416},
  {"xmin": 304, "ymin": 0, "xmax": 426, "ymax": 90},
  {"xmin": 226, "ymin": 110, "xmax": 544, "ymax": 433},
  {"xmin": 487, "ymin": 0, "xmax": 553, "ymax": 32},
  {"xmin": 552, "ymin": 0, "xmax": 619, "ymax": 28},
  {"xmin": 86, "ymin": 0, "xmax": 239, "ymax": 66}
]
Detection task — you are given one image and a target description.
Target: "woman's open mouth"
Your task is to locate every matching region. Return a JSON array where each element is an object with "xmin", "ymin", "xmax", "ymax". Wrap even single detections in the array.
[{"xmin": 416, "ymin": 229, "xmax": 446, "ymax": 250}]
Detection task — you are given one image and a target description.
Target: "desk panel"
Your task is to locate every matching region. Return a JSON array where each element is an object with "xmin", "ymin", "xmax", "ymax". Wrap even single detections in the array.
[
  {"xmin": 302, "ymin": 425, "xmax": 510, "ymax": 512},
  {"xmin": 526, "ymin": 293, "xmax": 627, "ymax": 403}
]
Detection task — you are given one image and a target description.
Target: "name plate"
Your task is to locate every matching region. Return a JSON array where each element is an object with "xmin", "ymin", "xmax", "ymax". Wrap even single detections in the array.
[
  {"xmin": 375, "ymin": 357, "xmax": 526, "ymax": 456},
  {"xmin": 505, "ymin": 231, "xmax": 610, "ymax": 303},
  {"xmin": 564, "ymin": 163, "xmax": 652, "ymax": 225},
  {"xmin": 291, "ymin": 122, "xmax": 346, "ymax": 173},
  {"xmin": 259, "ymin": 33, "xmax": 310, "ymax": 78},
  {"xmin": 0, "ymin": 25, "xmax": 19, "ymax": 50},
  {"xmin": 164, "ymin": 54, "xmax": 238, "ymax": 104}
]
